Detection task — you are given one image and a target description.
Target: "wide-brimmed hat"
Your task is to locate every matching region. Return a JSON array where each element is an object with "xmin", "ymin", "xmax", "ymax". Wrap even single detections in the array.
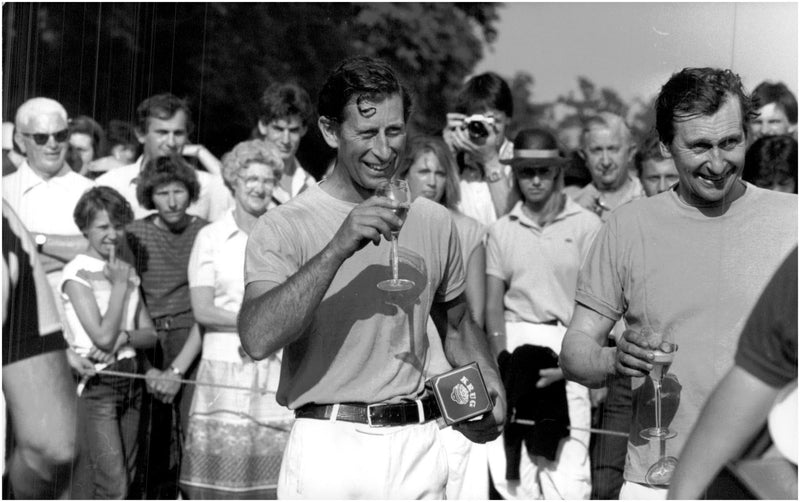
[{"xmin": 501, "ymin": 128, "xmax": 569, "ymax": 167}]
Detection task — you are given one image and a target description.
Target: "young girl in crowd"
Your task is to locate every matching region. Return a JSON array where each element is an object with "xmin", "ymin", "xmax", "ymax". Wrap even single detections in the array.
[
  {"xmin": 180, "ymin": 139, "xmax": 293, "ymax": 499},
  {"xmin": 60, "ymin": 186, "xmax": 157, "ymax": 498}
]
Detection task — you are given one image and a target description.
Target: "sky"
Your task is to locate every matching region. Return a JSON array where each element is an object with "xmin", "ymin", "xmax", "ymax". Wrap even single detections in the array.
[{"xmin": 475, "ymin": 2, "xmax": 798, "ymax": 104}]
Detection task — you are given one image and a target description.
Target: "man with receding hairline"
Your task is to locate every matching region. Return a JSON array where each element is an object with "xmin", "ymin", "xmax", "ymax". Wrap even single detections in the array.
[{"xmin": 571, "ymin": 112, "xmax": 645, "ymax": 220}]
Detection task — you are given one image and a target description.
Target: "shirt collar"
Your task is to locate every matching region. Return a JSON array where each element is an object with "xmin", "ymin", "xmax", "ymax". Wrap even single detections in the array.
[
  {"xmin": 508, "ymin": 196, "xmax": 584, "ymax": 229},
  {"xmin": 17, "ymin": 161, "xmax": 76, "ymax": 193},
  {"xmin": 220, "ymin": 209, "xmax": 243, "ymax": 241}
]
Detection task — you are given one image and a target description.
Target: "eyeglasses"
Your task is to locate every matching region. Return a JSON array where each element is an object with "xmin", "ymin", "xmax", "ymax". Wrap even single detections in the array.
[
  {"xmin": 20, "ymin": 129, "xmax": 70, "ymax": 146},
  {"xmin": 515, "ymin": 166, "xmax": 558, "ymax": 179},
  {"xmin": 238, "ymin": 174, "xmax": 276, "ymax": 188}
]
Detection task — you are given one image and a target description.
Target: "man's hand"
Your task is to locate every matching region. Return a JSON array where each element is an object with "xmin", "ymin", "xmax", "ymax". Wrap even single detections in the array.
[
  {"xmin": 614, "ymin": 328, "xmax": 656, "ymax": 377},
  {"xmin": 442, "ymin": 112, "xmax": 503, "ymax": 169},
  {"xmin": 87, "ymin": 346, "xmax": 116, "ymax": 365},
  {"xmin": 327, "ymin": 194, "xmax": 405, "ymax": 259},
  {"xmin": 144, "ymin": 368, "xmax": 182, "ymax": 403},
  {"xmin": 453, "ymin": 386, "xmax": 506, "ymax": 444},
  {"xmin": 180, "ymin": 144, "xmax": 207, "ymax": 158}
]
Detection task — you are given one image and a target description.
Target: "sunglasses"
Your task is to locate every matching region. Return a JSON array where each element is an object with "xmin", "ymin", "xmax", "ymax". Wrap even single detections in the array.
[
  {"xmin": 20, "ymin": 128, "xmax": 70, "ymax": 146},
  {"xmin": 515, "ymin": 165, "xmax": 558, "ymax": 179}
]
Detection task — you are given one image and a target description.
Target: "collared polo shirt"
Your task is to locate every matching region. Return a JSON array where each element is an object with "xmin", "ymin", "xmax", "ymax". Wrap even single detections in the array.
[
  {"xmin": 2, "ymin": 161, "xmax": 94, "ymax": 235},
  {"xmin": 486, "ymin": 197, "xmax": 601, "ymax": 325},
  {"xmin": 569, "ymin": 175, "xmax": 645, "ymax": 222}
]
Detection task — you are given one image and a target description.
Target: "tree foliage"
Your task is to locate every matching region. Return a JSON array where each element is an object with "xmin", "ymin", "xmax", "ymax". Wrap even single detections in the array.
[{"xmin": 2, "ymin": 2, "xmax": 500, "ymax": 176}]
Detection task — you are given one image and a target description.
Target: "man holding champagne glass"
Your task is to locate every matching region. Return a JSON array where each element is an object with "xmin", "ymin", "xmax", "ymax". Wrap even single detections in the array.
[
  {"xmin": 560, "ymin": 67, "xmax": 797, "ymax": 499},
  {"xmin": 238, "ymin": 56, "xmax": 505, "ymax": 499}
]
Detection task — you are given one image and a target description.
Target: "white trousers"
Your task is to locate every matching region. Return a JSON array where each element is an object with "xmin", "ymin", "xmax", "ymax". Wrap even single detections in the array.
[
  {"xmin": 278, "ymin": 417, "xmax": 447, "ymax": 499},
  {"xmin": 619, "ymin": 481, "xmax": 667, "ymax": 499},
  {"xmin": 437, "ymin": 426, "xmax": 489, "ymax": 499},
  {"xmin": 487, "ymin": 321, "xmax": 592, "ymax": 500}
]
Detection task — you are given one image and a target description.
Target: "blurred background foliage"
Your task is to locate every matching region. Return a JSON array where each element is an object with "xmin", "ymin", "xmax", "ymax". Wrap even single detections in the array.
[{"xmin": 2, "ymin": 2, "xmax": 654, "ymax": 178}]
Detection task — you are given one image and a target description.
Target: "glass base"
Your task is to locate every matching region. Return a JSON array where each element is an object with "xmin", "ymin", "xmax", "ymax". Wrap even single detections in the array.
[
  {"xmin": 645, "ymin": 456, "xmax": 678, "ymax": 487},
  {"xmin": 639, "ymin": 427, "xmax": 677, "ymax": 440},
  {"xmin": 377, "ymin": 278, "xmax": 414, "ymax": 292}
]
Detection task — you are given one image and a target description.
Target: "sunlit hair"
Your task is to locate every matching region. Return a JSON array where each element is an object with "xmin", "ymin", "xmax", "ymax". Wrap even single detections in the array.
[
  {"xmin": 220, "ymin": 139, "xmax": 284, "ymax": 194},
  {"xmin": 73, "ymin": 186, "xmax": 134, "ymax": 233},
  {"xmin": 656, "ymin": 67, "xmax": 756, "ymax": 145},
  {"xmin": 318, "ymin": 56, "xmax": 413, "ymax": 124},
  {"xmin": 751, "ymin": 81, "xmax": 797, "ymax": 124},
  {"xmin": 106, "ymin": 119, "xmax": 141, "ymax": 157},
  {"xmin": 395, "ymin": 135, "xmax": 461, "ymax": 210},
  {"xmin": 69, "ymin": 115, "xmax": 108, "ymax": 159},
  {"xmin": 455, "ymin": 72, "xmax": 513, "ymax": 118},
  {"xmin": 580, "ymin": 111, "xmax": 632, "ymax": 149},
  {"xmin": 15, "ymin": 97, "xmax": 68, "ymax": 130},
  {"xmin": 634, "ymin": 132, "xmax": 669, "ymax": 176},
  {"xmin": 135, "ymin": 93, "xmax": 194, "ymax": 136},
  {"xmin": 258, "ymin": 83, "xmax": 314, "ymax": 128},
  {"xmin": 136, "ymin": 154, "xmax": 200, "ymax": 210},
  {"xmin": 743, "ymin": 135, "xmax": 798, "ymax": 193}
]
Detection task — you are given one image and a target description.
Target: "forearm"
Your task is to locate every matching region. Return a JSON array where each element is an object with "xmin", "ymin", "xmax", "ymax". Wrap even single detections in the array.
[
  {"xmin": 484, "ymin": 161, "xmax": 518, "ymax": 218},
  {"xmin": 126, "ymin": 327, "xmax": 158, "ymax": 349},
  {"xmin": 484, "ymin": 302, "xmax": 506, "ymax": 359},
  {"xmin": 168, "ymin": 324, "xmax": 202, "ymax": 374},
  {"xmin": 561, "ymin": 330, "xmax": 615, "ymax": 388},
  {"xmin": 445, "ymin": 312, "xmax": 501, "ymax": 385},
  {"xmin": 668, "ymin": 367, "xmax": 778, "ymax": 499},
  {"xmin": 194, "ymin": 306, "xmax": 237, "ymax": 332},
  {"xmin": 195, "ymin": 146, "xmax": 222, "ymax": 176},
  {"xmin": 239, "ymin": 244, "xmax": 344, "ymax": 360},
  {"xmin": 39, "ymin": 234, "xmax": 88, "ymax": 264}
]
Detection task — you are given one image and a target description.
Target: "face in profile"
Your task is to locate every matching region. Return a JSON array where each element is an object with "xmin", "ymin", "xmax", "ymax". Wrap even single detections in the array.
[
  {"xmin": 405, "ymin": 151, "xmax": 447, "ymax": 203},
  {"xmin": 749, "ymin": 103, "xmax": 795, "ymax": 140},
  {"xmin": 664, "ymin": 95, "xmax": 746, "ymax": 206},
  {"xmin": 640, "ymin": 158, "xmax": 679, "ymax": 197},
  {"xmin": 70, "ymin": 132, "xmax": 95, "ymax": 166}
]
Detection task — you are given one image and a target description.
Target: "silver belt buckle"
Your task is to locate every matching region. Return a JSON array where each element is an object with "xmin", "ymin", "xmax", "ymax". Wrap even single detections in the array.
[{"xmin": 366, "ymin": 403, "xmax": 387, "ymax": 428}]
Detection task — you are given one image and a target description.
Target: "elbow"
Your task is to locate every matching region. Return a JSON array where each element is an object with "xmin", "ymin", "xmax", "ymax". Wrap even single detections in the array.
[{"xmin": 91, "ymin": 332, "xmax": 117, "ymax": 352}]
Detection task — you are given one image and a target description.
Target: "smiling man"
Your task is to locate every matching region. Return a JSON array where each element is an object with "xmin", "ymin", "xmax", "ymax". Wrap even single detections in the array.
[
  {"xmin": 238, "ymin": 56, "xmax": 505, "ymax": 499},
  {"xmin": 560, "ymin": 67, "xmax": 797, "ymax": 499},
  {"xmin": 256, "ymin": 82, "xmax": 316, "ymax": 203}
]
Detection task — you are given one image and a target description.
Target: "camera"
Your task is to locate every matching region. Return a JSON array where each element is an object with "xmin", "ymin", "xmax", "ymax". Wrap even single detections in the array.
[{"xmin": 463, "ymin": 114, "xmax": 496, "ymax": 139}]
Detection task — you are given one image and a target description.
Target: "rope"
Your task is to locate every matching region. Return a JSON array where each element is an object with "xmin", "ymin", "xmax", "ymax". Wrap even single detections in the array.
[{"xmin": 78, "ymin": 368, "xmax": 634, "ymax": 438}]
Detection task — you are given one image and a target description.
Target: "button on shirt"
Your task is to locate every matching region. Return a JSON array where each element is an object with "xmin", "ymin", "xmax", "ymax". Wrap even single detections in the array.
[{"xmin": 486, "ymin": 198, "xmax": 601, "ymax": 326}]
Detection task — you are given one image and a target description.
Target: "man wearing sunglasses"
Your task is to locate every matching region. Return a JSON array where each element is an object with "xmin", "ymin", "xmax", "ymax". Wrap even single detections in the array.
[{"xmin": 3, "ymin": 96, "xmax": 94, "ymax": 295}]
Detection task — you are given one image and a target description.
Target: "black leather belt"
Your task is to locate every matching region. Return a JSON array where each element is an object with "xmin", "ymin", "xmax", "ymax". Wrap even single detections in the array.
[{"xmin": 295, "ymin": 396, "xmax": 441, "ymax": 427}]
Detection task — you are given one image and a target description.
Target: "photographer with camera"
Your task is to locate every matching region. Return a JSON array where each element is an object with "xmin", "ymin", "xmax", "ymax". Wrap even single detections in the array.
[{"xmin": 444, "ymin": 72, "xmax": 519, "ymax": 225}]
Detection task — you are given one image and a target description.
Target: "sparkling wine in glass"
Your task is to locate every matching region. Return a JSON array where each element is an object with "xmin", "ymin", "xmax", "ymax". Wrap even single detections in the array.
[
  {"xmin": 376, "ymin": 180, "xmax": 414, "ymax": 292},
  {"xmin": 639, "ymin": 328, "xmax": 678, "ymax": 440}
]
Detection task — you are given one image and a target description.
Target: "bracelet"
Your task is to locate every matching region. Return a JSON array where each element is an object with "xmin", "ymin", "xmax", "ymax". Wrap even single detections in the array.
[
  {"xmin": 490, "ymin": 331, "xmax": 505, "ymax": 338},
  {"xmin": 486, "ymin": 170, "xmax": 504, "ymax": 183},
  {"xmin": 120, "ymin": 330, "xmax": 130, "ymax": 346},
  {"xmin": 168, "ymin": 365, "xmax": 184, "ymax": 377}
]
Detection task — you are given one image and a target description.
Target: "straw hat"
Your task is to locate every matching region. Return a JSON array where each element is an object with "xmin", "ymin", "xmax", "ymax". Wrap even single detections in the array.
[{"xmin": 500, "ymin": 128, "xmax": 569, "ymax": 167}]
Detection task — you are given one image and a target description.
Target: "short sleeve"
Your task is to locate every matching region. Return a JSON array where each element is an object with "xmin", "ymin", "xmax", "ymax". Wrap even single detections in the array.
[
  {"xmin": 244, "ymin": 214, "xmax": 300, "ymax": 287},
  {"xmin": 188, "ymin": 225, "xmax": 216, "ymax": 288},
  {"xmin": 59, "ymin": 258, "xmax": 92, "ymax": 299},
  {"xmin": 574, "ymin": 217, "xmax": 625, "ymax": 321},
  {"xmin": 435, "ymin": 217, "xmax": 466, "ymax": 303},
  {"xmin": 485, "ymin": 223, "xmax": 508, "ymax": 281}
]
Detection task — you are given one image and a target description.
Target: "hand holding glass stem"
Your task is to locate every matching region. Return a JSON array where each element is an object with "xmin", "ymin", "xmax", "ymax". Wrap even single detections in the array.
[{"xmin": 376, "ymin": 180, "xmax": 414, "ymax": 292}]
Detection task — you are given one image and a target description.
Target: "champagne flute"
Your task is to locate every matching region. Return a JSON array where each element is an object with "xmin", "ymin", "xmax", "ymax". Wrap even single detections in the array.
[
  {"xmin": 376, "ymin": 180, "xmax": 414, "ymax": 292},
  {"xmin": 639, "ymin": 326, "xmax": 678, "ymax": 440}
]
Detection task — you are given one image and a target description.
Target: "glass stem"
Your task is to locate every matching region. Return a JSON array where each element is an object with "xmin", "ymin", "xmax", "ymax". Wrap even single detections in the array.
[
  {"xmin": 391, "ymin": 235, "xmax": 399, "ymax": 282},
  {"xmin": 654, "ymin": 379, "xmax": 663, "ymax": 432}
]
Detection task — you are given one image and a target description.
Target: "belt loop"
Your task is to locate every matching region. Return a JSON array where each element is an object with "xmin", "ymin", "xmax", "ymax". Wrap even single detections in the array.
[
  {"xmin": 329, "ymin": 403, "xmax": 340, "ymax": 423},
  {"xmin": 416, "ymin": 398, "xmax": 425, "ymax": 424}
]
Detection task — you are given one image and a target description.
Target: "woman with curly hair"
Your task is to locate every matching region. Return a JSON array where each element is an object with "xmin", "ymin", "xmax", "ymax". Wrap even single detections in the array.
[
  {"xmin": 180, "ymin": 139, "xmax": 293, "ymax": 499},
  {"xmin": 123, "ymin": 153, "xmax": 207, "ymax": 498}
]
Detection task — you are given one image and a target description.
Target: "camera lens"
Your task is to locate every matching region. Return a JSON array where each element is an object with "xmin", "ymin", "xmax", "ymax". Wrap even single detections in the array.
[{"xmin": 467, "ymin": 121, "xmax": 489, "ymax": 138}]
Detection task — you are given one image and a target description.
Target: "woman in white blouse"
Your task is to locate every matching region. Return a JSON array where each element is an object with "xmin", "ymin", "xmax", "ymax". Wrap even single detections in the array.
[{"xmin": 179, "ymin": 139, "xmax": 292, "ymax": 499}]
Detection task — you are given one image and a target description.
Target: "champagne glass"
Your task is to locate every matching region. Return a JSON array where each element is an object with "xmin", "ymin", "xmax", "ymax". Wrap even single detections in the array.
[
  {"xmin": 645, "ymin": 437, "xmax": 678, "ymax": 487},
  {"xmin": 376, "ymin": 180, "xmax": 414, "ymax": 292},
  {"xmin": 639, "ymin": 327, "xmax": 678, "ymax": 440}
]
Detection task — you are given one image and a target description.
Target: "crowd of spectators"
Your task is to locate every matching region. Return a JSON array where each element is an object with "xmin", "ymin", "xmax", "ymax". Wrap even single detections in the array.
[{"xmin": 2, "ymin": 58, "xmax": 797, "ymax": 501}]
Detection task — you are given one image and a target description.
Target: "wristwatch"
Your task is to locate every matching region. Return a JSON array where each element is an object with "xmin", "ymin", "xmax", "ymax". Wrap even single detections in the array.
[
  {"xmin": 486, "ymin": 170, "xmax": 503, "ymax": 183},
  {"xmin": 34, "ymin": 233, "xmax": 47, "ymax": 253},
  {"xmin": 168, "ymin": 365, "xmax": 184, "ymax": 378}
]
